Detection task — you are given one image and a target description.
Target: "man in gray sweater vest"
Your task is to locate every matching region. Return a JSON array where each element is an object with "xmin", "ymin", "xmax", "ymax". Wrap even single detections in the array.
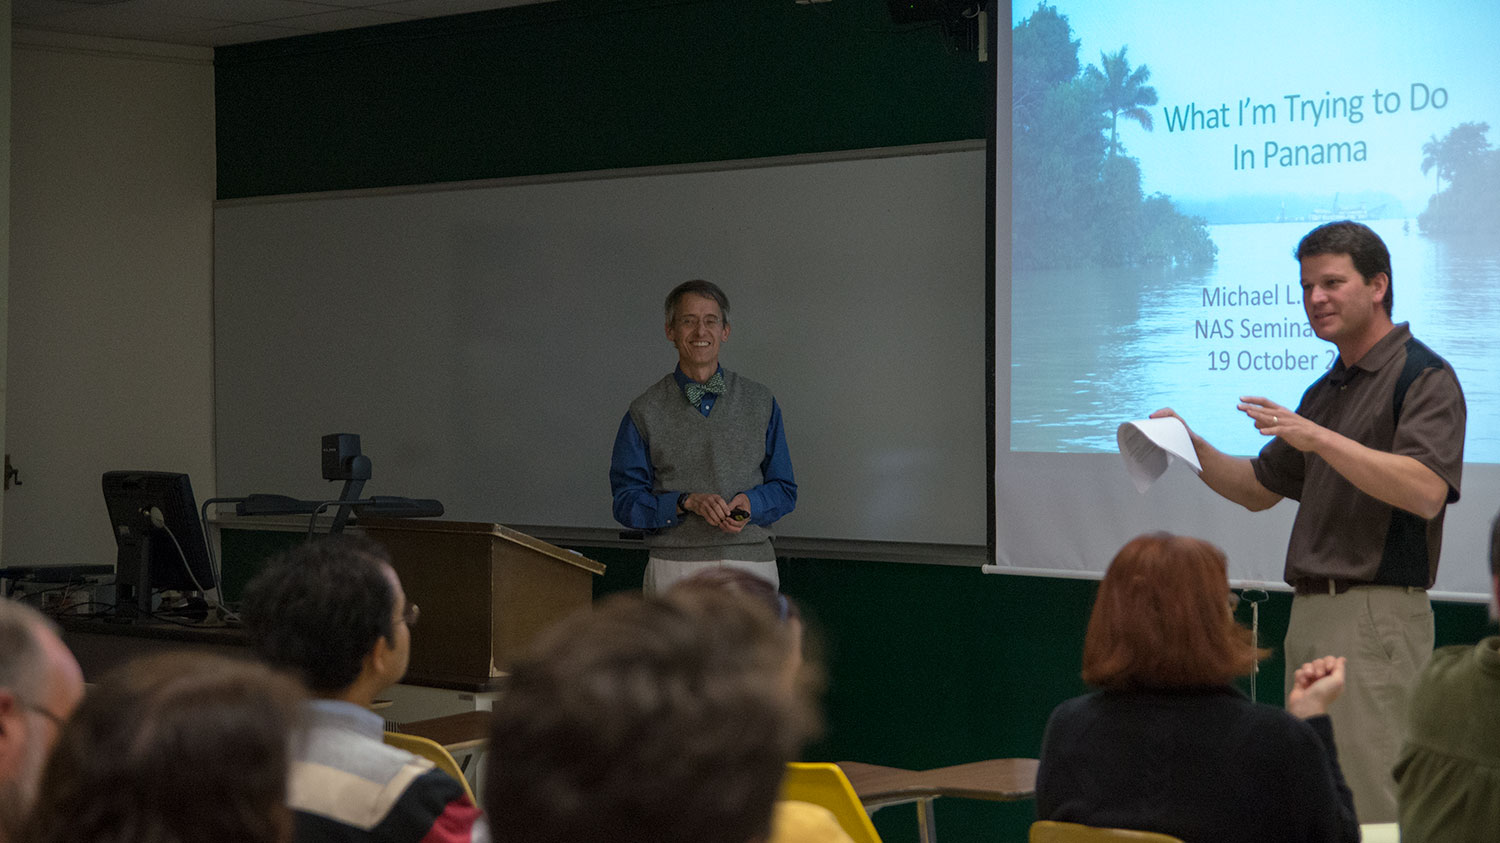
[{"xmin": 610, "ymin": 280, "xmax": 797, "ymax": 594}]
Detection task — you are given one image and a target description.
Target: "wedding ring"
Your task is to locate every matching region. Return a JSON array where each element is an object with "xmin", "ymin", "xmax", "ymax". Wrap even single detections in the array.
[{"xmin": 1273, "ymin": 415, "xmax": 1279, "ymax": 424}]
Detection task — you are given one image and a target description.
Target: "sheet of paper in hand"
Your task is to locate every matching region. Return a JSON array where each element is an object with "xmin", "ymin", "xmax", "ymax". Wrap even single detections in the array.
[{"xmin": 1117, "ymin": 417, "xmax": 1203, "ymax": 493}]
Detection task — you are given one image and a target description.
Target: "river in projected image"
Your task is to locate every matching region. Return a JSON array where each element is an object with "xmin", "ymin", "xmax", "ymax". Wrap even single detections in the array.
[{"xmin": 1011, "ymin": 219, "xmax": 1500, "ymax": 460}]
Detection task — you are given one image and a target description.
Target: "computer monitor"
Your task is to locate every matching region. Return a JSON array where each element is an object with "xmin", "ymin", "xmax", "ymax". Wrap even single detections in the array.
[{"xmin": 101, "ymin": 471, "xmax": 216, "ymax": 621}]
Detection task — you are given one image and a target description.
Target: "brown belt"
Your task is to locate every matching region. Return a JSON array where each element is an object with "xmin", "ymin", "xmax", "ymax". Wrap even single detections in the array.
[
  {"xmin": 1291, "ymin": 577, "xmax": 1424, "ymax": 596},
  {"xmin": 1292, "ymin": 577, "xmax": 1358, "ymax": 596}
]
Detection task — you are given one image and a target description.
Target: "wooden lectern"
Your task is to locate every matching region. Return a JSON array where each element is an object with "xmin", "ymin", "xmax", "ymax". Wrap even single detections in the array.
[{"xmin": 356, "ymin": 518, "xmax": 605, "ymax": 687}]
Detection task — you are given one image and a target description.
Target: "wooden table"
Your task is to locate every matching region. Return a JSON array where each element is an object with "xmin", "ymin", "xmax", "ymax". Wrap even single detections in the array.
[
  {"xmin": 390, "ymin": 710, "xmax": 494, "ymax": 791},
  {"xmin": 837, "ymin": 758, "xmax": 1039, "ymax": 843},
  {"xmin": 57, "ymin": 616, "xmax": 505, "ymax": 694},
  {"xmin": 395, "ymin": 710, "xmax": 492, "ymax": 754}
]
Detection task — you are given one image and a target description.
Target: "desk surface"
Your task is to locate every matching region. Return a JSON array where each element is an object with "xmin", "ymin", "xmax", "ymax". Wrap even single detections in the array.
[
  {"xmin": 837, "ymin": 758, "xmax": 1039, "ymax": 806},
  {"xmin": 57, "ymin": 614, "xmax": 248, "ymax": 646},
  {"xmin": 57, "ymin": 616, "xmax": 504, "ymax": 693},
  {"xmin": 395, "ymin": 710, "xmax": 492, "ymax": 752}
]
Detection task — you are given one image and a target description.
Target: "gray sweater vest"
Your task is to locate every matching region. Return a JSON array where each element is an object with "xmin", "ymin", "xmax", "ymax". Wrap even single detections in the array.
[{"xmin": 628, "ymin": 369, "xmax": 776, "ymax": 561}]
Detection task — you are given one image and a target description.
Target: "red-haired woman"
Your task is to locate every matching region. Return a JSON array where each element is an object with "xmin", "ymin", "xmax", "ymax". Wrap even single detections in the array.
[{"xmin": 1036, "ymin": 533, "xmax": 1359, "ymax": 843}]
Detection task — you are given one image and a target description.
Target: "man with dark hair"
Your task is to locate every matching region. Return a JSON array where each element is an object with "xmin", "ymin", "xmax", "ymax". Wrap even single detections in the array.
[
  {"xmin": 610, "ymin": 279, "xmax": 797, "ymax": 594},
  {"xmin": 242, "ymin": 536, "xmax": 485, "ymax": 843},
  {"xmin": 484, "ymin": 590, "xmax": 813, "ymax": 843},
  {"xmin": 1153, "ymin": 220, "xmax": 1466, "ymax": 822},
  {"xmin": 0, "ymin": 599, "xmax": 84, "ymax": 843},
  {"xmin": 1394, "ymin": 511, "xmax": 1500, "ymax": 842},
  {"xmin": 1294, "ymin": 217, "xmax": 1397, "ymax": 317}
]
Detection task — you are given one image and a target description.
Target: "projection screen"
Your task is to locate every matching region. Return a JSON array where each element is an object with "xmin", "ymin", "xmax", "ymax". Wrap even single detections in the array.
[{"xmin": 995, "ymin": 0, "xmax": 1500, "ymax": 598}]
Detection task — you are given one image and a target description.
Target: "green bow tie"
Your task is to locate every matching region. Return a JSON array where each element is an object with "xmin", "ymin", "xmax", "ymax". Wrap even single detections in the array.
[{"xmin": 684, "ymin": 371, "xmax": 726, "ymax": 407}]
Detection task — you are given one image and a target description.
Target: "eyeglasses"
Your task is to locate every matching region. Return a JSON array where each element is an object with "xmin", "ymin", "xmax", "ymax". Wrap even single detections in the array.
[
  {"xmin": 23, "ymin": 701, "xmax": 66, "ymax": 729},
  {"xmin": 674, "ymin": 315, "xmax": 723, "ymax": 331},
  {"xmin": 402, "ymin": 602, "xmax": 421, "ymax": 628}
]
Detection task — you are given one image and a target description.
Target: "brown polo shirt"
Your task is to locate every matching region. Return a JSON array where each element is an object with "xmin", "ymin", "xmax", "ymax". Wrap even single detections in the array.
[{"xmin": 1251, "ymin": 323, "xmax": 1466, "ymax": 588}]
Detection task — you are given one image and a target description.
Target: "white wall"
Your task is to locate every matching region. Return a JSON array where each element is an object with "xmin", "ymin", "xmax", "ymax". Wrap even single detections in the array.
[{"xmin": 5, "ymin": 29, "xmax": 215, "ymax": 569}]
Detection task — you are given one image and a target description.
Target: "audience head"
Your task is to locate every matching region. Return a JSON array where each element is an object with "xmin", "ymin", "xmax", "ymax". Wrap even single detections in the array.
[
  {"xmin": 0, "ymin": 600, "xmax": 84, "ymax": 842},
  {"xmin": 1490, "ymin": 508, "xmax": 1500, "ymax": 580},
  {"xmin": 667, "ymin": 567, "xmax": 806, "ymax": 684},
  {"xmin": 21, "ymin": 652, "xmax": 303, "ymax": 843},
  {"xmin": 241, "ymin": 535, "xmax": 413, "ymax": 699},
  {"xmin": 485, "ymin": 591, "xmax": 814, "ymax": 843},
  {"xmin": 1082, "ymin": 533, "xmax": 1265, "ymax": 690},
  {"xmin": 1490, "ymin": 509, "xmax": 1500, "ymax": 618}
]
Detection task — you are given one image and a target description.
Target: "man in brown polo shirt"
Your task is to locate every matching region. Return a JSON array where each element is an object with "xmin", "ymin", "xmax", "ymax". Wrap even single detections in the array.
[{"xmin": 1152, "ymin": 220, "xmax": 1466, "ymax": 823}]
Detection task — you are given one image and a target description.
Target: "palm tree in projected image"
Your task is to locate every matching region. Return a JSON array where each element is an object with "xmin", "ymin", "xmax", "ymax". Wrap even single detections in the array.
[
  {"xmin": 1418, "ymin": 121, "xmax": 1495, "ymax": 237},
  {"xmin": 1422, "ymin": 134, "xmax": 1446, "ymax": 194},
  {"xmin": 1422, "ymin": 121, "xmax": 1492, "ymax": 194},
  {"xmin": 1084, "ymin": 46, "xmax": 1157, "ymax": 158}
]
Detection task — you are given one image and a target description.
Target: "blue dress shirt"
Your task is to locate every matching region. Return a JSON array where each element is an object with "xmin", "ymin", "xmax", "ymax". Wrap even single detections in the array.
[{"xmin": 610, "ymin": 367, "xmax": 796, "ymax": 531}]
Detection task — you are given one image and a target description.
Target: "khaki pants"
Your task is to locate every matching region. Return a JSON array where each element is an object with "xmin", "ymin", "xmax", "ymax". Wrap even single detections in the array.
[
  {"xmin": 643, "ymin": 557, "xmax": 779, "ymax": 596},
  {"xmin": 1284, "ymin": 586, "xmax": 1432, "ymax": 824}
]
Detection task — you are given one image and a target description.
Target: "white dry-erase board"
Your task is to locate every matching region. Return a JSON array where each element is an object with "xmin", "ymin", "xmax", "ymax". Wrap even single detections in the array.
[{"xmin": 212, "ymin": 146, "xmax": 987, "ymax": 547}]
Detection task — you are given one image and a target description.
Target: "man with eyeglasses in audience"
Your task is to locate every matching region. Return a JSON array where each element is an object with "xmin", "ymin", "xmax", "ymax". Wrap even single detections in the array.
[{"xmin": 242, "ymin": 536, "xmax": 485, "ymax": 843}]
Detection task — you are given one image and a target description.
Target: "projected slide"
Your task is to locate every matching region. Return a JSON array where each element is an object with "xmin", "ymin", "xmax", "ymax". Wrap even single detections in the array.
[{"xmin": 1009, "ymin": 0, "xmax": 1500, "ymax": 461}]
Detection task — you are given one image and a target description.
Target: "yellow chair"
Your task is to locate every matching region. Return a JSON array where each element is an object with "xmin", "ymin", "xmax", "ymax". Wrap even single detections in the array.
[
  {"xmin": 1030, "ymin": 820, "xmax": 1184, "ymax": 843},
  {"xmin": 779, "ymin": 762, "xmax": 883, "ymax": 843},
  {"xmin": 383, "ymin": 730, "xmax": 477, "ymax": 804}
]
